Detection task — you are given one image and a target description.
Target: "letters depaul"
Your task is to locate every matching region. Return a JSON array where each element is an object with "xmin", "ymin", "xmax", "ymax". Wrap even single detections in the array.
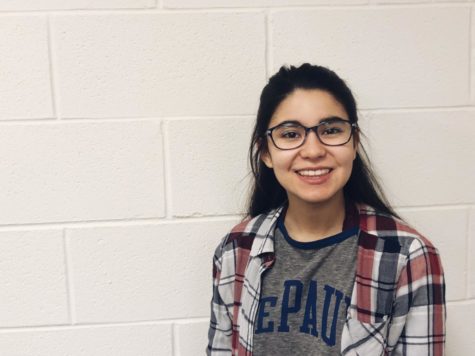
[{"xmin": 255, "ymin": 279, "xmax": 351, "ymax": 347}]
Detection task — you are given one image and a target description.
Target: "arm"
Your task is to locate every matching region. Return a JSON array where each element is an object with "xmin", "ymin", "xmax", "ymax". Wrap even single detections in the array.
[
  {"xmin": 387, "ymin": 238, "xmax": 446, "ymax": 355},
  {"xmin": 207, "ymin": 245, "xmax": 233, "ymax": 355}
]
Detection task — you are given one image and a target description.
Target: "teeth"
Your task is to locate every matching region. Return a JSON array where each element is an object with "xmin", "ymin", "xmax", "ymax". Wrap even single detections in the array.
[{"xmin": 297, "ymin": 169, "xmax": 331, "ymax": 177}]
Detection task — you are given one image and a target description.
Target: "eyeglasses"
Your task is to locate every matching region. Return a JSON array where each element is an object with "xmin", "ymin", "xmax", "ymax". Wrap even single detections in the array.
[{"xmin": 265, "ymin": 118, "xmax": 358, "ymax": 150}]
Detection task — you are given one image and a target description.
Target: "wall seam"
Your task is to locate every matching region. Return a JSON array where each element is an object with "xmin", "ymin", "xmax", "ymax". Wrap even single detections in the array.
[
  {"xmin": 265, "ymin": 9, "xmax": 272, "ymax": 80},
  {"xmin": 46, "ymin": 15, "xmax": 60, "ymax": 120},
  {"xmin": 62, "ymin": 228, "xmax": 76, "ymax": 324},
  {"xmin": 172, "ymin": 323, "xmax": 179, "ymax": 356},
  {"xmin": 469, "ymin": 4, "xmax": 472, "ymax": 104},
  {"xmin": 161, "ymin": 120, "xmax": 173, "ymax": 219},
  {"xmin": 0, "ymin": 3, "xmax": 468, "ymax": 15},
  {"xmin": 0, "ymin": 215, "xmax": 242, "ymax": 231},
  {"xmin": 0, "ymin": 317, "xmax": 207, "ymax": 332},
  {"xmin": 2, "ymin": 106, "xmax": 475, "ymax": 124},
  {"xmin": 467, "ymin": 207, "xmax": 472, "ymax": 299}
]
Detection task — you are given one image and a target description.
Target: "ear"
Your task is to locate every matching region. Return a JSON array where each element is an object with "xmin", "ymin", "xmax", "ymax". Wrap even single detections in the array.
[
  {"xmin": 352, "ymin": 130, "xmax": 360, "ymax": 160},
  {"xmin": 260, "ymin": 150, "xmax": 273, "ymax": 169},
  {"xmin": 256, "ymin": 137, "xmax": 274, "ymax": 169}
]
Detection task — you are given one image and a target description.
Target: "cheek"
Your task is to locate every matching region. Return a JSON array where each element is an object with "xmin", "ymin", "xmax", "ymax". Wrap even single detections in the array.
[
  {"xmin": 344, "ymin": 153, "xmax": 356, "ymax": 166},
  {"xmin": 268, "ymin": 153, "xmax": 297, "ymax": 185},
  {"xmin": 270, "ymin": 152, "xmax": 295, "ymax": 171},
  {"xmin": 342, "ymin": 155, "xmax": 356, "ymax": 178},
  {"xmin": 334, "ymin": 149, "xmax": 357, "ymax": 174}
]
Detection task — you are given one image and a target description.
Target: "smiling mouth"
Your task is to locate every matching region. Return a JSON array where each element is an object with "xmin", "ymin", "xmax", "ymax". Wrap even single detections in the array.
[{"xmin": 296, "ymin": 168, "xmax": 333, "ymax": 177}]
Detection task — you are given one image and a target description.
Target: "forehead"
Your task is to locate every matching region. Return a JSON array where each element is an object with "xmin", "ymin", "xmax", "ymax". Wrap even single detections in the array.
[{"xmin": 269, "ymin": 89, "xmax": 348, "ymax": 127}]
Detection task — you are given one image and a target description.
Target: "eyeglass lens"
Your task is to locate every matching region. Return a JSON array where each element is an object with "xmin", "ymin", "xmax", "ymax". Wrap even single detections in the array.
[{"xmin": 272, "ymin": 120, "xmax": 352, "ymax": 149}]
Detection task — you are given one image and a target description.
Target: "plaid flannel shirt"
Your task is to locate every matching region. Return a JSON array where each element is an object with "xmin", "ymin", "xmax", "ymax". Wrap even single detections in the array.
[{"xmin": 207, "ymin": 202, "xmax": 446, "ymax": 355}]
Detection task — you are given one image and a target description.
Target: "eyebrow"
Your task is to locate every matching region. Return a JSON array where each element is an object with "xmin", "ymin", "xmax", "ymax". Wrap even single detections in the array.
[{"xmin": 277, "ymin": 116, "xmax": 347, "ymax": 126}]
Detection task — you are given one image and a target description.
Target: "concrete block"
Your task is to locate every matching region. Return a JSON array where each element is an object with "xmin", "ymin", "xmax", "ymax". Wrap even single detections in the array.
[
  {"xmin": 0, "ymin": 0, "xmax": 155, "ymax": 10},
  {"xmin": 167, "ymin": 117, "xmax": 254, "ymax": 216},
  {"xmin": 0, "ymin": 120, "xmax": 165, "ymax": 224},
  {"xmin": 398, "ymin": 207, "xmax": 468, "ymax": 301},
  {"xmin": 163, "ymin": 0, "xmax": 365, "ymax": 8},
  {"xmin": 446, "ymin": 302, "xmax": 475, "ymax": 355},
  {"xmin": 0, "ymin": 324, "xmax": 171, "ymax": 356},
  {"xmin": 372, "ymin": 0, "xmax": 431, "ymax": 3},
  {"xmin": 0, "ymin": 230, "xmax": 68, "ymax": 327},
  {"xmin": 0, "ymin": 16, "xmax": 52, "ymax": 120},
  {"xmin": 174, "ymin": 320, "xmax": 209, "ymax": 356},
  {"xmin": 67, "ymin": 218, "xmax": 238, "ymax": 322},
  {"xmin": 271, "ymin": 6, "xmax": 470, "ymax": 108},
  {"xmin": 365, "ymin": 110, "xmax": 475, "ymax": 206},
  {"xmin": 51, "ymin": 12, "xmax": 266, "ymax": 118}
]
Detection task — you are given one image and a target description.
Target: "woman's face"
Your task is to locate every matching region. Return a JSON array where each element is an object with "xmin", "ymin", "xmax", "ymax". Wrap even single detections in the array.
[{"xmin": 261, "ymin": 89, "xmax": 358, "ymax": 208}]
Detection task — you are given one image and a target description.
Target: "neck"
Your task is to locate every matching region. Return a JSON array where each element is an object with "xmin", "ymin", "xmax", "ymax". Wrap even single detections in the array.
[{"xmin": 284, "ymin": 193, "xmax": 346, "ymax": 243}]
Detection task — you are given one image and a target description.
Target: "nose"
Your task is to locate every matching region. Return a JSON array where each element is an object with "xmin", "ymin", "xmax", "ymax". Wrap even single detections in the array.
[{"xmin": 299, "ymin": 130, "xmax": 326, "ymax": 158}]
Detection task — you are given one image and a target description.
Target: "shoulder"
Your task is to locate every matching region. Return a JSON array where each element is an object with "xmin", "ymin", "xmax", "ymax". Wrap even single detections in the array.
[
  {"xmin": 353, "ymin": 204, "xmax": 445, "ymax": 319},
  {"xmin": 213, "ymin": 209, "xmax": 278, "ymax": 262},
  {"xmin": 356, "ymin": 203, "xmax": 441, "ymax": 260}
]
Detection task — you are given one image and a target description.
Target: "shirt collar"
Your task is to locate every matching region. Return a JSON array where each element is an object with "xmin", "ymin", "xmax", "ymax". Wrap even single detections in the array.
[{"xmin": 249, "ymin": 199, "xmax": 375, "ymax": 258}]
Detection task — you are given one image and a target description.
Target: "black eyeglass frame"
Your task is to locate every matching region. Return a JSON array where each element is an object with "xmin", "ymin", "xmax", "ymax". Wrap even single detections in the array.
[{"xmin": 265, "ymin": 119, "xmax": 358, "ymax": 150}]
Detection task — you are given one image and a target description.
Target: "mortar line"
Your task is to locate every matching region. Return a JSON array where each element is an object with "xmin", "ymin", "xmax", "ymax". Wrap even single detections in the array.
[
  {"xmin": 396, "ymin": 204, "xmax": 475, "ymax": 212},
  {"xmin": 469, "ymin": 5, "xmax": 473, "ymax": 104},
  {"xmin": 172, "ymin": 323, "xmax": 179, "ymax": 356},
  {"xmin": 265, "ymin": 9, "xmax": 272, "ymax": 80},
  {"xmin": 161, "ymin": 120, "xmax": 173, "ymax": 219},
  {"xmin": 0, "ymin": 215, "xmax": 243, "ymax": 230},
  {"xmin": 0, "ymin": 317, "xmax": 210, "ymax": 332},
  {"xmin": 1, "ymin": 105, "xmax": 475, "ymax": 124},
  {"xmin": 446, "ymin": 298, "xmax": 475, "ymax": 306},
  {"xmin": 466, "ymin": 207, "xmax": 472, "ymax": 299},
  {"xmin": 0, "ymin": 3, "xmax": 469, "ymax": 15},
  {"xmin": 3, "ymin": 205, "xmax": 474, "ymax": 230},
  {"xmin": 46, "ymin": 16, "xmax": 60, "ymax": 120},
  {"xmin": 62, "ymin": 229, "xmax": 77, "ymax": 324}
]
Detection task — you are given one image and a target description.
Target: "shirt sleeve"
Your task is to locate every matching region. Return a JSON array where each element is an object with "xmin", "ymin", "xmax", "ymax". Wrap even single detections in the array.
[
  {"xmin": 207, "ymin": 243, "xmax": 233, "ymax": 355},
  {"xmin": 387, "ymin": 238, "xmax": 446, "ymax": 355}
]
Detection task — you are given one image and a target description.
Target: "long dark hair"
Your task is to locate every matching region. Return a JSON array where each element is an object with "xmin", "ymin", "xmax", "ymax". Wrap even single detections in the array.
[{"xmin": 246, "ymin": 63, "xmax": 400, "ymax": 219}]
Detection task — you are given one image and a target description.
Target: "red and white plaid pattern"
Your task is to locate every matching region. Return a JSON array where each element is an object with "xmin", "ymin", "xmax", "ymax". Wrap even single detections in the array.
[{"xmin": 207, "ymin": 202, "xmax": 446, "ymax": 355}]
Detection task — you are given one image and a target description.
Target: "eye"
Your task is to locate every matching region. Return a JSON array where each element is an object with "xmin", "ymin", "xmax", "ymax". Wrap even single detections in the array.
[
  {"xmin": 319, "ymin": 119, "xmax": 348, "ymax": 136},
  {"xmin": 280, "ymin": 130, "xmax": 302, "ymax": 139},
  {"xmin": 273, "ymin": 124, "xmax": 304, "ymax": 140},
  {"xmin": 321, "ymin": 127, "xmax": 343, "ymax": 135}
]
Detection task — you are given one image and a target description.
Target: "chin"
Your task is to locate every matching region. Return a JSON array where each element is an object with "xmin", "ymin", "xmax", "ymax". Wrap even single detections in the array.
[
  {"xmin": 291, "ymin": 190, "xmax": 344, "ymax": 206},
  {"xmin": 296, "ymin": 195, "xmax": 337, "ymax": 206}
]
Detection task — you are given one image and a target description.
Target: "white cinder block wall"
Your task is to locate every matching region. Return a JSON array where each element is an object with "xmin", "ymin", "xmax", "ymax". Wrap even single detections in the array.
[{"xmin": 0, "ymin": 0, "xmax": 472, "ymax": 354}]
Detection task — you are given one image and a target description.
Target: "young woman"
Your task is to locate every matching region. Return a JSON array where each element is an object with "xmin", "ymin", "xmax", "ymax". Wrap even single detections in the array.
[{"xmin": 207, "ymin": 64, "xmax": 446, "ymax": 355}]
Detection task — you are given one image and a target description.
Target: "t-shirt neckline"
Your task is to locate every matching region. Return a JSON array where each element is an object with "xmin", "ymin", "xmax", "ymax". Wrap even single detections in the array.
[{"xmin": 276, "ymin": 207, "xmax": 359, "ymax": 250}]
